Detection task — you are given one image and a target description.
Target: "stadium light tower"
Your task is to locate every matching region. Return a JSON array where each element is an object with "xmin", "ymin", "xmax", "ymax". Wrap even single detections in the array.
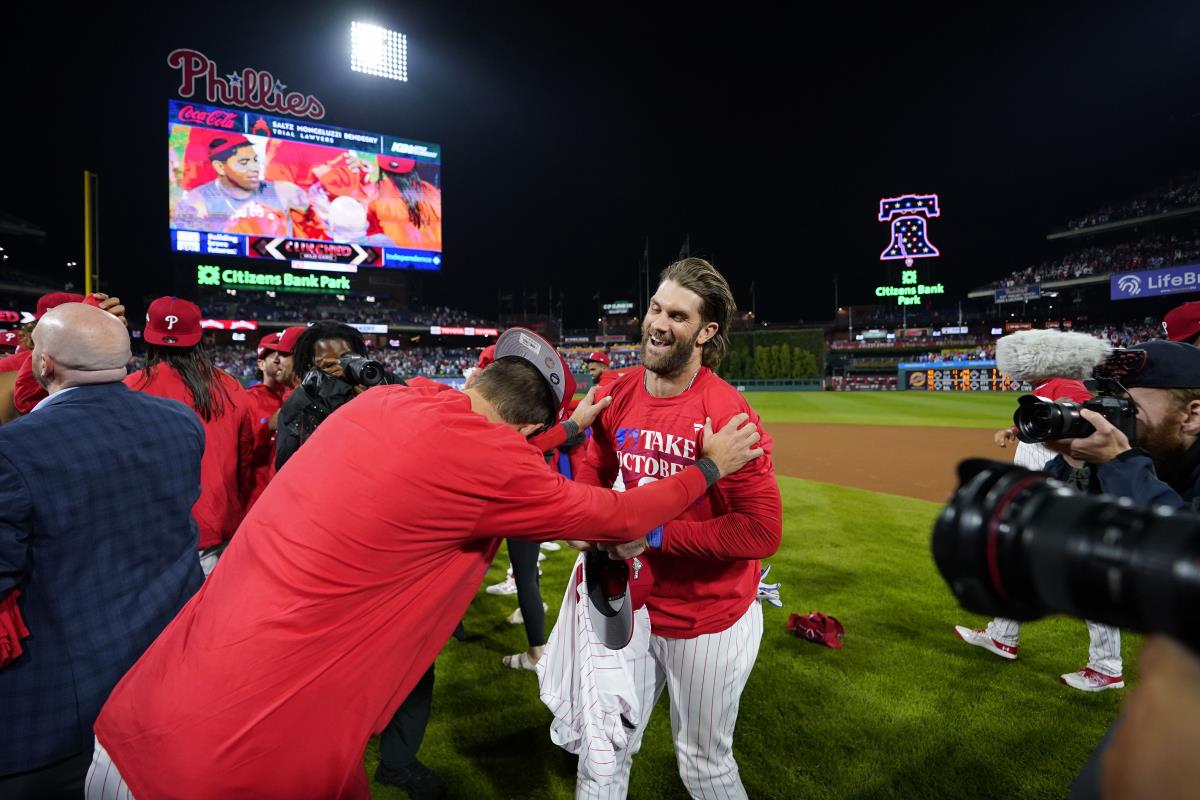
[{"xmin": 351, "ymin": 21, "xmax": 408, "ymax": 81}]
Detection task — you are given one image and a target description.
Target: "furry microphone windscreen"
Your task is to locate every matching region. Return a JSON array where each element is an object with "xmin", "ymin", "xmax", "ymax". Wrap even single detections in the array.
[{"xmin": 995, "ymin": 329, "xmax": 1112, "ymax": 381}]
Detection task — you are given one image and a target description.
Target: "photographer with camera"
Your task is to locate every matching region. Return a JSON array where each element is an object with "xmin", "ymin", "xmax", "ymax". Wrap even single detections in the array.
[
  {"xmin": 1042, "ymin": 339, "xmax": 1200, "ymax": 513},
  {"xmin": 274, "ymin": 320, "xmax": 399, "ymax": 469},
  {"xmin": 955, "ymin": 329, "xmax": 1131, "ymax": 691}
]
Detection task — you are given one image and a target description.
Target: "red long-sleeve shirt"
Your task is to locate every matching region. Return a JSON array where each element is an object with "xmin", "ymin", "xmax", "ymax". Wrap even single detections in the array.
[
  {"xmin": 577, "ymin": 367, "xmax": 782, "ymax": 638},
  {"xmin": 242, "ymin": 382, "xmax": 291, "ymax": 511},
  {"xmin": 94, "ymin": 379, "xmax": 711, "ymax": 800},
  {"xmin": 124, "ymin": 364, "xmax": 253, "ymax": 549}
]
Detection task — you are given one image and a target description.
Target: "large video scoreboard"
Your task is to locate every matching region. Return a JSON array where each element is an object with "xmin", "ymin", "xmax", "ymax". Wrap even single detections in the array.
[
  {"xmin": 898, "ymin": 361, "xmax": 1032, "ymax": 392},
  {"xmin": 168, "ymin": 100, "xmax": 442, "ymax": 271}
]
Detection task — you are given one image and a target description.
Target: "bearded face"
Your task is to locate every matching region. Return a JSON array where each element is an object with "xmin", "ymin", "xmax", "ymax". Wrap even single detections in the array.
[
  {"xmin": 640, "ymin": 280, "xmax": 711, "ymax": 378},
  {"xmin": 1130, "ymin": 387, "xmax": 1191, "ymax": 475}
]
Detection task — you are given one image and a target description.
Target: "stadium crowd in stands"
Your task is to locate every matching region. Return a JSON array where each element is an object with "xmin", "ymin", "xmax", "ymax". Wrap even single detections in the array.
[
  {"xmin": 1068, "ymin": 171, "xmax": 1200, "ymax": 230},
  {"xmin": 988, "ymin": 232, "xmax": 1200, "ymax": 289},
  {"xmin": 200, "ymin": 295, "xmax": 495, "ymax": 328}
]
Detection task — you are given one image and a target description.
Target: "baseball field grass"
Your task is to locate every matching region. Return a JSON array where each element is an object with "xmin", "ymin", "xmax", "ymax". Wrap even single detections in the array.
[
  {"xmin": 743, "ymin": 390, "xmax": 1023, "ymax": 428},
  {"xmin": 363, "ymin": 393, "xmax": 1131, "ymax": 799}
]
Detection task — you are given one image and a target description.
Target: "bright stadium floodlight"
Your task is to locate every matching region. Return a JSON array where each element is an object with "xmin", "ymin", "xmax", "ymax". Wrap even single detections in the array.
[{"xmin": 351, "ymin": 21, "xmax": 408, "ymax": 82}]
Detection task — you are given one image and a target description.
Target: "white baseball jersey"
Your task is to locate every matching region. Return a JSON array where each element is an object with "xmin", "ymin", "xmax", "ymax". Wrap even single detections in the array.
[{"xmin": 537, "ymin": 553, "xmax": 650, "ymax": 786}]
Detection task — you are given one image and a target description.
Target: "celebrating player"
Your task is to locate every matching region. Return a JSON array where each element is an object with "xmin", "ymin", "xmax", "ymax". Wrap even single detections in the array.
[
  {"xmin": 86, "ymin": 327, "xmax": 765, "ymax": 800},
  {"xmin": 173, "ymin": 134, "xmax": 308, "ymax": 234},
  {"xmin": 571, "ymin": 257, "xmax": 783, "ymax": 799}
]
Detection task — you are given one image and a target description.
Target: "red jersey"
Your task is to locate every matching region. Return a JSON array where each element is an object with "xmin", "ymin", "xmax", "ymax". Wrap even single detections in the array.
[
  {"xmin": 124, "ymin": 364, "xmax": 253, "ymax": 549},
  {"xmin": 11, "ymin": 354, "xmax": 45, "ymax": 414},
  {"xmin": 578, "ymin": 366, "xmax": 782, "ymax": 638},
  {"xmin": 242, "ymin": 382, "xmax": 291, "ymax": 511},
  {"xmin": 0, "ymin": 350, "xmax": 28, "ymax": 373},
  {"xmin": 94, "ymin": 379, "xmax": 712, "ymax": 799}
]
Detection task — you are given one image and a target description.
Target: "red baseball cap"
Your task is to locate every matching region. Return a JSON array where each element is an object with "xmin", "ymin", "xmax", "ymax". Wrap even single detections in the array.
[
  {"xmin": 0, "ymin": 330, "xmax": 19, "ymax": 350},
  {"xmin": 585, "ymin": 351, "xmax": 610, "ymax": 366},
  {"xmin": 377, "ymin": 154, "xmax": 417, "ymax": 174},
  {"xmin": 493, "ymin": 328, "xmax": 575, "ymax": 419},
  {"xmin": 36, "ymin": 292, "xmax": 85, "ymax": 319},
  {"xmin": 584, "ymin": 554, "xmax": 655, "ymax": 650},
  {"xmin": 208, "ymin": 134, "xmax": 252, "ymax": 159},
  {"xmin": 475, "ymin": 345, "xmax": 496, "ymax": 370},
  {"xmin": 144, "ymin": 296, "xmax": 202, "ymax": 347},
  {"xmin": 258, "ymin": 325, "xmax": 305, "ymax": 357},
  {"xmin": 1163, "ymin": 301, "xmax": 1200, "ymax": 343}
]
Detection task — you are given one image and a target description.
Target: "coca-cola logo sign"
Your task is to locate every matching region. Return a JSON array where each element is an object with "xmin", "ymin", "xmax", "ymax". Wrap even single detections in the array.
[
  {"xmin": 168, "ymin": 48, "xmax": 326, "ymax": 121},
  {"xmin": 177, "ymin": 105, "xmax": 238, "ymax": 129}
]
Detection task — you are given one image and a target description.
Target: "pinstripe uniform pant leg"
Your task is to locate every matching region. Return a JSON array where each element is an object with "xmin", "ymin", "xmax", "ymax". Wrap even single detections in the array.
[
  {"xmin": 1086, "ymin": 621, "xmax": 1122, "ymax": 676},
  {"xmin": 576, "ymin": 601, "xmax": 763, "ymax": 800},
  {"xmin": 84, "ymin": 741, "xmax": 134, "ymax": 800}
]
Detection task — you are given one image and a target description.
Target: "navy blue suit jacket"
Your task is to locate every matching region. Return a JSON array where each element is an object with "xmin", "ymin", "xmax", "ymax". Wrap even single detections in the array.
[{"xmin": 0, "ymin": 382, "xmax": 205, "ymax": 775}]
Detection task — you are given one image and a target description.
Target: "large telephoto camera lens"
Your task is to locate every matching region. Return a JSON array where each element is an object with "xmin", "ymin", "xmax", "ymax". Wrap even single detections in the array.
[
  {"xmin": 339, "ymin": 354, "xmax": 387, "ymax": 387},
  {"xmin": 932, "ymin": 459, "xmax": 1200, "ymax": 650},
  {"xmin": 1013, "ymin": 395, "xmax": 1093, "ymax": 443}
]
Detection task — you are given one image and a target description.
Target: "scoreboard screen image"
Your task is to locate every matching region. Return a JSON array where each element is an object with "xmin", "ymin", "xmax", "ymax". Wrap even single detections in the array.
[
  {"xmin": 898, "ymin": 361, "xmax": 1032, "ymax": 392},
  {"xmin": 168, "ymin": 100, "xmax": 442, "ymax": 271}
]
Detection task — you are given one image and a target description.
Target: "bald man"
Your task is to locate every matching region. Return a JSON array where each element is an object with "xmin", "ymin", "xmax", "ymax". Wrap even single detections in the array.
[{"xmin": 0, "ymin": 304, "xmax": 206, "ymax": 800}]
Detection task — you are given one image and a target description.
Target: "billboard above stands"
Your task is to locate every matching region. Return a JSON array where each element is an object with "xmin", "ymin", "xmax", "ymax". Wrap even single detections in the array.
[
  {"xmin": 994, "ymin": 284, "xmax": 1041, "ymax": 303},
  {"xmin": 602, "ymin": 301, "xmax": 634, "ymax": 315},
  {"xmin": 168, "ymin": 100, "xmax": 441, "ymax": 271},
  {"xmin": 429, "ymin": 326, "xmax": 500, "ymax": 337},
  {"xmin": 200, "ymin": 319, "xmax": 258, "ymax": 331},
  {"xmin": 1111, "ymin": 263, "xmax": 1200, "ymax": 301}
]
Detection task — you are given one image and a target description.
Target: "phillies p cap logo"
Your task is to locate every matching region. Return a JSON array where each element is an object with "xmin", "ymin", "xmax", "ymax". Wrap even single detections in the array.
[{"xmin": 165, "ymin": 314, "xmax": 180, "ymax": 330}]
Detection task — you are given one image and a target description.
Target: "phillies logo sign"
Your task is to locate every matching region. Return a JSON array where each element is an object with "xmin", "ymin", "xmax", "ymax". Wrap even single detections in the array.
[
  {"xmin": 165, "ymin": 314, "xmax": 180, "ymax": 330},
  {"xmin": 168, "ymin": 48, "xmax": 326, "ymax": 120}
]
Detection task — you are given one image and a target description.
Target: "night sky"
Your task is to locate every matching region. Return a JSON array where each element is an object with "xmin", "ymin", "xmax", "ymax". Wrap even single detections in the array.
[{"xmin": 3, "ymin": 2, "xmax": 1200, "ymax": 327}]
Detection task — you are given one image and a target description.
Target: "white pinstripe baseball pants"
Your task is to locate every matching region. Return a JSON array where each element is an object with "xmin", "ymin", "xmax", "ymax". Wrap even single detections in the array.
[
  {"xmin": 576, "ymin": 599, "xmax": 764, "ymax": 800},
  {"xmin": 84, "ymin": 740, "xmax": 134, "ymax": 800},
  {"xmin": 986, "ymin": 617, "xmax": 1123, "ymax": 676}
]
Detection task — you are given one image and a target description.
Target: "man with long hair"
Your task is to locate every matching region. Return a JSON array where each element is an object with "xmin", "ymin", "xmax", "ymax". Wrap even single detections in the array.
[
  {"xmin": 570, "ymin": 257, "xmax": 783, "ymax": 799},
  {"xmin": 124, "ymin": 297, "xmax": 252, "ymax": 577},
  {"xmin": 366, "ymin": 156, "xmax": 442, "ymax": 251}
]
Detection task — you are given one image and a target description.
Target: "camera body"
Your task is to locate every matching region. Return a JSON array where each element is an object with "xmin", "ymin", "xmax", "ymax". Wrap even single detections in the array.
[
  {"xmin": 1013, "ymin": 392, "xmax": 1138, "ymax": 445},
  {"xmin": 1011, "ymin": 347, "xmax": 1148, "ymax": 445},
  {"xmin": 339, "ymin": 354, "xmax": 389, "ymax": 387}
]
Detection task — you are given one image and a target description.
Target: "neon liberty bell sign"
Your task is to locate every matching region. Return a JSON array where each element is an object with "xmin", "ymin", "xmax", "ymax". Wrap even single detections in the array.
[{"xmin": 875, "ymin": 193, "xmax": 945, "ymax": 305}]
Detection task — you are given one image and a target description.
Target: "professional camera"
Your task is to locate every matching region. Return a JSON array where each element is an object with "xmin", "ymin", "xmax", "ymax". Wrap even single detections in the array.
[
  {"xmin": 339, "ymin": 353, "xmax": 390, "ymax": 387},
  {"xmin": 1011, "ymin": 347, "xmax": 1146, "ymax": 444},
  {"xmin": 932, "ymin": 459, "xmax": 1200, "ymax": 651}
]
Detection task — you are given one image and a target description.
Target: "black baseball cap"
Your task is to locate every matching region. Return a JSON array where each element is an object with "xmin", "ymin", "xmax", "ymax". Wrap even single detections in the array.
[{"xmin": 1125, "ymin": 340, "xmax": 1200, "ymax": 389}]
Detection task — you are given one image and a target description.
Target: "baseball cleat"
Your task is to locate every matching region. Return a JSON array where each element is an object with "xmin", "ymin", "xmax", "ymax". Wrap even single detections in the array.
[
  {"xmin": 540, "ymin": 541, "xmax": 562, "ymax": 552},
  {"xmin": 486, "ymin": 576, "xmax": 518, "ymax": 596},
  {"xmin": 953, "ymin": 625, "xmax": 1019, "ymax": 660},
  {"xmin": 1060, "ymin": 668, "xmax": 1125, "ymax": 692}
]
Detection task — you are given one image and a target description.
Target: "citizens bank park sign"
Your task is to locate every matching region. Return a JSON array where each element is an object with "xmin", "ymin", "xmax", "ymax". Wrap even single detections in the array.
[{"xmin": 168, "ymin": 48, "xmax": 326, "ymax": 120}]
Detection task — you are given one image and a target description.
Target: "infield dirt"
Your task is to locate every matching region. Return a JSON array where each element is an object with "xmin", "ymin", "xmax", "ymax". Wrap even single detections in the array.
[{"xmin": 768, "ymin": 423, "xmax": 1003, "ymax": 502}]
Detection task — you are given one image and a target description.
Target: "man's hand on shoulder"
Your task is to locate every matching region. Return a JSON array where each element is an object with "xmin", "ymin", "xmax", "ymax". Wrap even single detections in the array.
[
  {"xmin": 568, "ymin": 386, "xmax": 612, "ymax": 431},
  {"xmin": 701, "ymin": 413, "xmax": 764, "ymax": 478}
]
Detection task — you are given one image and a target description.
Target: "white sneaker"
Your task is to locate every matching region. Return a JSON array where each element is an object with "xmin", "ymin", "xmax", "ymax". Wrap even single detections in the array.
[
  {"xmin": 540, "ymin": 542, "xmax": 562, "ymax": 552},
  {"xmin": 537, "ymin": 552, "xmax": 546, "ymax": 562},
  {"xmin": 953, "ymin": 625, "xmax": 1019, "ymax": 660},
  {"xmin": 486, "ymin": 576, "xmax": 518, "ymax": 596},
  {"xmin": 1060, "ymin": 667, "xmax": 1125, "ymax": 692},
  {"xmin": 507, "ymin": 603, "xmax": 550, "ymax": 625}
]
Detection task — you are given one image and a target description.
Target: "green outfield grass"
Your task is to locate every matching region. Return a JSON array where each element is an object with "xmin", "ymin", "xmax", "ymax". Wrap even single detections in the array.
[
  {"xmin": 365, "ymin": 475, "xmax": 1132, "ymax": 799},
  {"xmin": 745, "ymin": 391, "xmax": 1023, "ymax": 429}
]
